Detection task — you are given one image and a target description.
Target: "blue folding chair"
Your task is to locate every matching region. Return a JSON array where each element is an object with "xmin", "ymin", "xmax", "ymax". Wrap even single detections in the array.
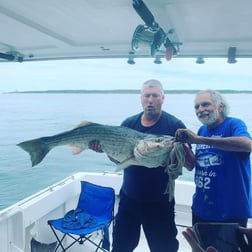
[{"xmin": 48, "ymin": 181, "xmax": 115, "ymax": 252}]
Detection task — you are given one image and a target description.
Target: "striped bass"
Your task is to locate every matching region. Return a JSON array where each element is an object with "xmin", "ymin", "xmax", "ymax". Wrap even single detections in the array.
[
  {"xmin": 17, "ymin": 121, "xmax": 186, "ymax": 200},
  {"xmin": 17, "ymin": 121, "xmax": 185, "ymax": 174}
]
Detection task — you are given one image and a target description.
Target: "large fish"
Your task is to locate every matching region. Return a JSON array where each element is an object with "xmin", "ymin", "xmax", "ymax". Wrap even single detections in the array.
[{"xmin": 17, "ymin": 121, "xmax": 185, "ymax": 199}]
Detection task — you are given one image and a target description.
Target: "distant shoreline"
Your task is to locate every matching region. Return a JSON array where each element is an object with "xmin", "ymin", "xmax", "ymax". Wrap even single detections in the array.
[{"xmin": 4, "ymin": 89, "xmax": 252, "ymax": 94}]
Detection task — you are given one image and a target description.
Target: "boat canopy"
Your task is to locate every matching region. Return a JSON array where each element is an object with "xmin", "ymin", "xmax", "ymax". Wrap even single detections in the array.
[{"xmin": 1, "ymin": 0, "xmax": 252, "ymax": 63}]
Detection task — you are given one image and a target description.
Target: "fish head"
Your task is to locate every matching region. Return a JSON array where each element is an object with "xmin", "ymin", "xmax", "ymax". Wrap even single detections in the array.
[{"xmin": 134, "ymin": 135, "xmax": 175, "ymax": 168}]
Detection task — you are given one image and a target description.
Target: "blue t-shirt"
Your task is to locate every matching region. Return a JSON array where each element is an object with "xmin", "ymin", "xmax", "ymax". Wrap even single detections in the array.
[
  {"xmin": 120, "ymin": 111, "xmax": 186, "ymax": 202},
  {"xmin": 192, "ymin": 117, "xmax": 252, "ymax": 220}
]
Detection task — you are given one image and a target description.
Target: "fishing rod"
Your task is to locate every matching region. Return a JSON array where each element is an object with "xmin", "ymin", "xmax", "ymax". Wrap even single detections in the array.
[{"xmin": 132, "ymin": 0, "xmax": 178, "ymax": 59}]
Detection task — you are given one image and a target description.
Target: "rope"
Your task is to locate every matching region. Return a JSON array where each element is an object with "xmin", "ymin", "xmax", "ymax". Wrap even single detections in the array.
[{"xmin": 164, "ymin": 142, "xmax": 185, "ymax": 201}]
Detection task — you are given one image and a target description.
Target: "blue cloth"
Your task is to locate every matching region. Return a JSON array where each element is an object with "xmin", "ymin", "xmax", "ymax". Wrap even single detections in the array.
[
  {"xmin": 62, "ymin": 208, "xmax": 97, "ymax": 229},
  {"xmin": 61, "ymin": 208, "xmax": 110, "ymax": 250},
  {"xmin": 192, "ymin": 117, "xmax": 252, "ymax": 220}
]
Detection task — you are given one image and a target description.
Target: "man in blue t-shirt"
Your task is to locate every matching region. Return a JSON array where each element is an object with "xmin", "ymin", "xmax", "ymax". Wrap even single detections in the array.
[
  {"xmin": 175, "ymin": 89, "xmax": 252, "ymax": 229},
  {"xmin": 89, "ymin": 79, "xmax": 195, "ymax": 252}
]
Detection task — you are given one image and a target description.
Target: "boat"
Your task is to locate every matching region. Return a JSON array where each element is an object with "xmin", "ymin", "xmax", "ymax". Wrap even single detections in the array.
[
  {"xmin": 1, "ymin": 0, "xmax": 252, "ymax": 251},
  {"xmin": 0, "ymin": 172, "xmax": 195, "ymax": 252}
]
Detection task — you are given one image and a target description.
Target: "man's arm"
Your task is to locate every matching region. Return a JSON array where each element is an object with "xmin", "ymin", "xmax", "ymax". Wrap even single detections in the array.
[
  {"xmin": 183, "ymin": 143, "xmax": 195, "ymax": 171},
  {"xmin": 182, "ymin": 228, "xmax": 219, "ymax": 252},
  {"xmin": 88, "ymin": 140, "xmax": 120, "ymax": 164},
  {"xmin": 176, "ymin": 129, "xmax": 252, "ymax": 153},
  {"xmin": 193, "ymin": 136, "xmax": 252, "ymax": 152}
]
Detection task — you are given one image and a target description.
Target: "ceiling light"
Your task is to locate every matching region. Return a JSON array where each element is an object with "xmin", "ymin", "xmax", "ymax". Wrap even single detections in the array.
[
  {"xmin": 196, "ymin": 57, "xmax": 205, "ymax": 64},
  {"xmin": 154, "ymin": 56, "xmax": 162, "ymax": 64},
  {"xmin": 127, "ymin": 52, "xmax": 135, "ymax": 65},
  {"xmin": 227, "ymin": 47, "xmax": 237, "ymax": 64}
]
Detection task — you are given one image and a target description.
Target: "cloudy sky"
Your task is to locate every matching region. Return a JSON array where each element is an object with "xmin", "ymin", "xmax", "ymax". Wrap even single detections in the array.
[{"xmin": 1, "ymin": 57, "xmax": 251, "ymax": 92}]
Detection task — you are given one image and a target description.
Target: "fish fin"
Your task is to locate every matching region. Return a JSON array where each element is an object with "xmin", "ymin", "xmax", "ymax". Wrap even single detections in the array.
[
  {"xmin": 75, "ymin": 121, "xmax": 93, "ymax": 128},
  {"xmin": 70, "ymin": 146, "xmax": 86, "ymax": 154},
  {"xmin": 115, "ymin": 158, "xmax": 138, "ymax": 172},
  {"xmin": 17, "ymin": 138, "xmax": 51, "ymax": 167}
]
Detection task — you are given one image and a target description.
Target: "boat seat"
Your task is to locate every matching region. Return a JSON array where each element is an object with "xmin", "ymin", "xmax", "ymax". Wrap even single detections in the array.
[{"xmin": 48, "ymin": 181, "xmax": 115, "ymax": 252}]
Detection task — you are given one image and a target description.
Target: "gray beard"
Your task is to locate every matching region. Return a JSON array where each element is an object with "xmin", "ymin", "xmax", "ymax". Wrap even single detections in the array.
[{"xmin": 199, "ymin": 110, "xmax": 219, "ymax": 126}]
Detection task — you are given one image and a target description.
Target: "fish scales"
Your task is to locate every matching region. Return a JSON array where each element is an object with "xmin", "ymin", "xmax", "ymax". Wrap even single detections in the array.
[
  {"xmin": 17, "ymin": 121, "xmax": 183, "ymax": 171},
  {"xmin": 17, "ymin": 122, "xmax": 146, "ymax": 167},
  {"xmin": 17, "ymin": 121, "xmax": 186, "ymax": 201}
]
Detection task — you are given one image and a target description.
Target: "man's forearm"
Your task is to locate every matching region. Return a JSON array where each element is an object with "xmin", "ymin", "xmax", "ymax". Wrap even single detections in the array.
[{"xmin": 194, "ymin": 136, "xmax": 252, "ymax": 152}]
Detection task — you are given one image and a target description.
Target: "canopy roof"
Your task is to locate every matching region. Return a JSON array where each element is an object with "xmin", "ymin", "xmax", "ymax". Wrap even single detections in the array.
[{"xmin": 1, "ymin": 0, "xmax": 251, "ymax": 63}]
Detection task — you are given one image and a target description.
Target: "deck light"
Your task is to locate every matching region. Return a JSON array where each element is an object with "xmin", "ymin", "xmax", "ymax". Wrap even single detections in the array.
[
  {"xmin": 154, "ymin": 56, "xmax": 162, "ymax": 64},
  {"xmin": 196, "ymin": 57, "xmax": 205, "ymax": 64},
  {"xmin": 227, "ymin": 47, "xmax": 237, "ymax": 63},
  {"xmin": 127, "ymin": 51, "xmax": 135, "ymax": 64}
]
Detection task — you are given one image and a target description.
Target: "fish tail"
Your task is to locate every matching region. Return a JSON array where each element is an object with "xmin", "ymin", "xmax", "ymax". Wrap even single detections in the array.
[{"xmin": 17, "ymin": 138, "xmax": 51, "ymax": 167}]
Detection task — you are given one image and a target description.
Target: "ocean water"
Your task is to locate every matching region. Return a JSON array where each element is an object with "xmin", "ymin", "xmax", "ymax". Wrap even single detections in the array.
[{"xmin": 1, "ymin": 92, "xmax": 252, "ymax": 210}]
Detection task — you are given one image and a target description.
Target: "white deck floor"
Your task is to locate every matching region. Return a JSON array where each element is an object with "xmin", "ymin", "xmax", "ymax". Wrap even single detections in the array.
[
  {"xmin": 66, "ymin": 226, "xmax": 191, "ymax": 252},
  {"xmin": 55, "ymin": 204, "xmax": 192, "ymax": 252}
]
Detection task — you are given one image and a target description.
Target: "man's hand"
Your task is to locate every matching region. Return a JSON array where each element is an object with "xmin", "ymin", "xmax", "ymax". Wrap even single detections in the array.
[
  {"xmin": 182, "ymin": 228, "xmax": 219, "ymax": 252},
  {"xmin": 182, "ymin": 143, "xmax": 195, "ymax": 171},
  {"xmin": 239, "ymin": 227, "xmax": 252, "ymax": 250},
  {"xmin": 88, "ymin": 139, "xmax": 120, "ymax": 165},
  {"xmin": 175, "ymin": 129, "xmax": 198, "ymax": 144}
]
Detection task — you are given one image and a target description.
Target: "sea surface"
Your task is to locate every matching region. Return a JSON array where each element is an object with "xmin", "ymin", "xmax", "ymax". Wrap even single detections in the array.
[{"xmin": 1, "ymin": 92, "xmax": 252, "ymax": 210}]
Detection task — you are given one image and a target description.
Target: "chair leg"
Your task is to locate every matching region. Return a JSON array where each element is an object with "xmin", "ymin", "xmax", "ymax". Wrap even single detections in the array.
[
  {"xmin": 48, "ymin": 223, "xmax": 110, "ymax": 251},
  {"xmin": 48, "ymin": 224, "xmax": 67, "ymax": 251},
  {"xmin": 48, "ymin": 224, "xmax": 82, "ymax": 252}
]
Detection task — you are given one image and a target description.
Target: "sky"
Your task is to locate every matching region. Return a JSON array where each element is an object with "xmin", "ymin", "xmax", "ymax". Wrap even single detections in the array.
[{"xmin": 1, "ymin": 57, "xmax": 252, "ymax": 92}]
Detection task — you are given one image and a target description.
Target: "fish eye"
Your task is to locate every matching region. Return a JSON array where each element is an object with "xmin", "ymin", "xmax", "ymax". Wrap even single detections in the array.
[{"xmin": 155, "ymin": 138, "xmax": 163, "ymax": 143}]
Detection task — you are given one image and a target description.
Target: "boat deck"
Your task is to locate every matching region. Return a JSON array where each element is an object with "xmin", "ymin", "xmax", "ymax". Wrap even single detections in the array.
[
  {"xmin": 54, "ymin": 173, "xmax": 193, "ymax": 251},
  {"xmin": 65, "ymin": 225, "xmax": 191, "ymax": 252},
  {"xmin": 0, "ymin": 173, "xmax": 194, "ymax": 252},
  {"xmin": 52, "ymin": 203, "xmax": 192, "ymax": 252},
  {"xmin": 2, "ymin": 172, "xmax": 252, "ymax": 252}
]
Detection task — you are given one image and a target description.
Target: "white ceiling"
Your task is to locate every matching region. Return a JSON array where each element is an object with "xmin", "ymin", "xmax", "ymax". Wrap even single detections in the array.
[{"xmin": 0, "ymin": 0, "xmax": 251, "ymax": 62}]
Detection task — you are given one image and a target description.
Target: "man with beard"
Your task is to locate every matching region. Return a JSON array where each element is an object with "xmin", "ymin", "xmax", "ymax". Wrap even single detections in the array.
[{"xmin": 175, "ymin": 89, "xmax": 252, "ymax": 232}]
